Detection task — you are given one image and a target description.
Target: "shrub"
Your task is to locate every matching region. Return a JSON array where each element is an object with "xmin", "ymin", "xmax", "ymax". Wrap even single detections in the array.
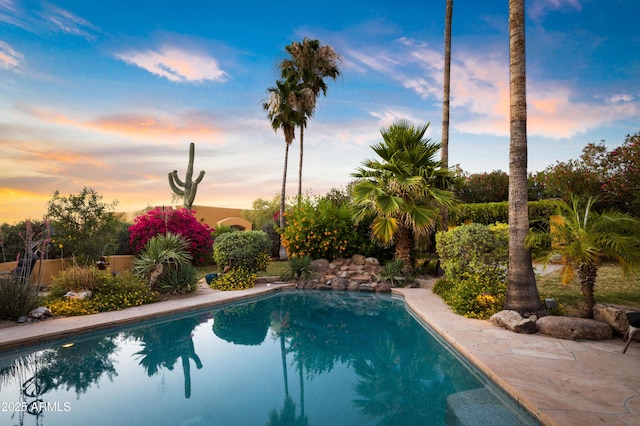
[
  {"xmin": 87, "ymin": 271, "xmax": 158, "ymax": 311},
  {"xmin": 261, "ymin": 222, "xmax": 281, "ymax": 258},
  {"xmin": 280, "ymin": 196, "xmax": 359, "ymax": 260},
  {"xmin": 128, "ymin": 207, "xmax": 214, "ymax": 265},
  {"xmin": 50, "ymin": 265, "xmax": 110, "ymax": 294},
  {"xmin": 213, "ymin": 231, "xmax": 269, "ymax": 273},
  {"xmin": 210, "ymin": 267, "xmax": 255, "ymax": 291},
  {"xmin": 436, "ymin": 223, "xmax": 508, "ymax": 279},
  {"xmin": 46, "ymin": 270, "xmax": 157, "ymax": 316},
  {"xmin": 433, "ymin": 270, "xmax": 506, "ymax": 319},
  {"xmin": 0, "ymin": 278, "xmax": 41, "ymax": 320},
  {"xmin": 434, "ymin": 223, "xmax": 509, "ymax": 319},
  {"xmin": 281, "ymin": 256, "xmax": 314, "ymax": 280}
]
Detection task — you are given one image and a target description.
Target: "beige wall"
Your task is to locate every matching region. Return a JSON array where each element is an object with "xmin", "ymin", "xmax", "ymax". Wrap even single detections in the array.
[
  {"xmin": 0, "ymin": 255, "xmax": 135, "ymax": 286},
  {"xmin": 192, "ymin": 205, "xmax": 252, "ymax": 230}
]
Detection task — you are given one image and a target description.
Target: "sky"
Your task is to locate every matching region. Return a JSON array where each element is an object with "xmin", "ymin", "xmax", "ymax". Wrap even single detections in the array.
[{"xmin": 1, "ymin": 0, "xmax": 639, "ymax": 224}]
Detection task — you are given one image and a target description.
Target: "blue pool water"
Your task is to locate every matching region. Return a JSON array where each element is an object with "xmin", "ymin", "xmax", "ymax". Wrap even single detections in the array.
[{"xmin": 0, "ymin": 291, "xmax": 539, "ymax": 425}]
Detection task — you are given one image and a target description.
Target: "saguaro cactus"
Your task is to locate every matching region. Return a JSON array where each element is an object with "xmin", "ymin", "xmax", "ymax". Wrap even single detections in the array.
[{"xmin": 168, "ymin": 142, "xmax": 205, "ymax": 209}]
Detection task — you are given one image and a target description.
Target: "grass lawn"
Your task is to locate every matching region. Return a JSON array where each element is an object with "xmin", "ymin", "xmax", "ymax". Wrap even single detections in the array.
[
  {"xmin": 537, "ymin": 262, "xmax": 640, "ymax": 316},
  {"xmin": 195, "ymin": 260, "xmax": 289, "ymax": 280}
]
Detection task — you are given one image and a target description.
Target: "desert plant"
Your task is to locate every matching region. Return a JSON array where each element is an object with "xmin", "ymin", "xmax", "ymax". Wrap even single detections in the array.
[
  {"xmin": 168, "ymin": 142, "xmax": 205, "ymax": 210},
  {"xmin": 133, "ymin": 233, "xmax": 193, "ymax": 291},
  {"xmin": 378, "ymin": 259, "xmax": 406, "ymax": 287},
  {"xmin": 281, "ymin": 255, "xmax": 314, "ymax": 280},
  {"xmin": 157, "ymin": 264, "xmax": 199, "ymax": 294},
  {"xmin": 0, "ymin": 278, "xmax": 41, "ymax": 320},
  {"xmin": 213, "ymin": 231, "xmax": 270, "ymax": 273},
  {"xmin": 50, "ymin": 265, "xmax": 109, "ymax": 293}
]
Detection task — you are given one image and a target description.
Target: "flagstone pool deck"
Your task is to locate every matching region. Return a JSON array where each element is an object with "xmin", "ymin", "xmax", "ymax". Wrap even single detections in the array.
[{"xmin": 0, "ymin": 282, "xmax": 638, "ymax": 426}]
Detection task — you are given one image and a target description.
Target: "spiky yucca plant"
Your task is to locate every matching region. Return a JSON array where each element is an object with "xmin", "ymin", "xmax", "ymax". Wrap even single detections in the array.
[{"xmin": 133, "ymin": 233, "xmax": 193, "ymax": 291}]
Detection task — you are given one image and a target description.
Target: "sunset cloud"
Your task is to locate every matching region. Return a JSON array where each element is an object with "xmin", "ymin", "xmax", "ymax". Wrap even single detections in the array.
[
  {"xmin": 115, "ymin": 46, "xmax": 227, "ymax": 83},
  {"xmin": 17, "ymin": 104, "xmax": 223, "ymax": 143}
]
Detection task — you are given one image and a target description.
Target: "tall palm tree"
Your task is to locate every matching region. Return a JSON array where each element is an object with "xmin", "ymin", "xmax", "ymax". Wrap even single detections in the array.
[
  {"xmin": 504, "ymin": 0, "xmax": 543, "ymax": 315},
  {"xmin": 441, "ymin": 0, "xmax": 453, "ymax": 169},
  {"xmin": 441, "ymin": 0, "xmax": 454, "ymax": 229},
  {"xmin": 264, "ymin": 78, "xmax": 304, "ymax": 228},
  {"xmin": 351, "ymin": 120, "xmax": 455, "ymax": 273},
  {"xmin": 279, "ymin": 38, "xmax": 341, "ymax": 198},
  {"xmin": 528, "ymin": 196, "xmax": 640, "ymax": 318}
]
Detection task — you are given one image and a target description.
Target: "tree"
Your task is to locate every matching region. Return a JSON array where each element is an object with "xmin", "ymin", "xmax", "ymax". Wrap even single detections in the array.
[
  {"xmin": 264, "ymin": 79, "xmax": 304, "ymax": 228},
  {"xmin": 602, "ymin": 131, "xmax": 640, "ymax": 214},
  {"xmin": 279, "ymin": 38, "xmax": 341, "ymax": 198},
  {"xmin": 441, "ymin": 0, "xmax": 453, "ymax": 169},
  {"xmin": 46, "ymin": 186, "xmax": 120, "ymax": 261},
  {"xmin": 528, "ymin": 196, "xmax": 640, "ymax": 318},
  {"xmin": 351, "ymin": 120, "xmax": 455, "ymax": 273},
  {"xmin": 440, "ymin": 0, "xmax": 454, "ymax": 229},
  {"xmin": 504, "ymin": 0, "xmax": 543, "ymax": 315}
]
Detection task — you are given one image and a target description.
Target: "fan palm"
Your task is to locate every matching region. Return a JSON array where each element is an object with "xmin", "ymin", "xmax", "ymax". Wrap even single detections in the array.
[
  {"xmin": 528, "ymin": 195, "xmax": 640, "ymax": 318},
  {"xmin": 264, "ymin": 78, "xmax": 305, "ymax": 227},
  {"xmin": 351, "ymin": 120, "xmax": 455, "ymax": 273},
  {"xmin": 280, "ymin": 38, "xmax": 341, "ymax": 198}
]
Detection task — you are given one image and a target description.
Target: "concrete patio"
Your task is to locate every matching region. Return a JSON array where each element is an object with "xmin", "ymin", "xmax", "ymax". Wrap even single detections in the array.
[{"xmin": 0, "ymin": 283, "xmax": 638, "ymax": 425}]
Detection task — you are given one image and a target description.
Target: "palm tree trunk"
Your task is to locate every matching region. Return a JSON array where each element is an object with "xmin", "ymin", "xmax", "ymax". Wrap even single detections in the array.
[
  {"xmin": 577, "ymin": 263, "xmax": 598, "ymax": 318},
  {"xmin": 504, "ymin": 0, "xmax": 543, "ymax": 316},
  {"xmin": 441, "ymin": 0, "xmax": 452, "ymax": 169},
  {"xmin": 440, "ymin": 0, "xmax": 453, "ymax": 230},
  {"xmin": 298, "ymin": 126, "xmax": 304, "ymax": 199},
  {"xmin": 394, "ymin": 224, "xmax": 413, "ymax": 274},
  {"xmin": 280, "ymin": 142, "xmax": 290, "ymax": 228}
]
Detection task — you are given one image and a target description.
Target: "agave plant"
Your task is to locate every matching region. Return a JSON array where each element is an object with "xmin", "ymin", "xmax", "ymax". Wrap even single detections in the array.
[
  {"xmin": 133, "ymin": 233, "xmax": 193, "ymax": 290},
  {"xmin": 281, "ymin": 255, "xmax": 314, "ymax": 281},
  {"xmin": 378, "ymin": 259, "xmax": 406, "ymax": 287}
]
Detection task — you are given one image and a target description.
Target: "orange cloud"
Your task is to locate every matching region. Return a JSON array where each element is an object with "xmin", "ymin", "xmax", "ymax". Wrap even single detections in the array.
[
  {"xmin": 90, "ymin": 113, "xmax": 220, "ymax": 140},
  {"xmin": 115, "ymin": 46, "xmax": 227, "ymax": 83}
]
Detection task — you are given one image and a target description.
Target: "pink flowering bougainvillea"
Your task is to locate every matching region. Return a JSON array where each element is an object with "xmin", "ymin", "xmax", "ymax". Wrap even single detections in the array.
[{"xmin": 128, "ymin": 207, "xmax": 214, "ymax": 265}]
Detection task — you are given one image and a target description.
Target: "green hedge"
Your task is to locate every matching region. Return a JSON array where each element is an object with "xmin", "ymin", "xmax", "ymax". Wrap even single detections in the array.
[{"xmin": 449, "ymin": 200, "xmax": 563, "ymax": 229}]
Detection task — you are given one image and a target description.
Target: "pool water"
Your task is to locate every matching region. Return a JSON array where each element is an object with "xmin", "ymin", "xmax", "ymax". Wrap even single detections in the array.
[{"xmin": 0, "ymin": 291, "xmax": 539, "ymax": 425}]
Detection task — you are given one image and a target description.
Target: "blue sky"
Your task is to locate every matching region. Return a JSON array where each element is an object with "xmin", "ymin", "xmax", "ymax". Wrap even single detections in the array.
[{"xmin": 1, "ymin": 0, "xmax": 638, "ymax": 223}]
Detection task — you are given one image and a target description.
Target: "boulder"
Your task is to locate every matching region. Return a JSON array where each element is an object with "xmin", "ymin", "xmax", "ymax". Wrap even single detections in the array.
[
  {"xmin": 29, "ymin": 306, "xmax": 53, "ymax": 320},
  {"xmin": 536, "ymin": 316, "xmax": 613, "ymax": 340},
  {"xmin": 365, "ymin": 257, "xmax": 380, "ymax": 266},
  {"xmin": 593, "ymin": 303, "xmax": 639, "ymax": 335},
  {"xmin": 351, "ymin": 254, "xmax": 366, "ymax": 265},
  {"xmin": 310, "ymin": 259, "xmax": 331, "ymax": 274},
  {"xmin": 331, "ymin": 277, "xmax": 349, "ymax": 291},
  {"xmin": 377, "ymin": 281, "xmax": 392, "ymax": 293},
  {"xmin": 330, "ymin": 258, "xmax": 346, "ymax": 268},
  {"xmin": 490, "ymin": 310, "xmax": 537, "ymax": 334}
]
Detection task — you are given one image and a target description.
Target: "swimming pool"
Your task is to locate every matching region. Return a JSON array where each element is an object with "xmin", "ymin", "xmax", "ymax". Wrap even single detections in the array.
[{"xmin": 0, "ymin": 291, "xmax": 539, "ymax": 425}]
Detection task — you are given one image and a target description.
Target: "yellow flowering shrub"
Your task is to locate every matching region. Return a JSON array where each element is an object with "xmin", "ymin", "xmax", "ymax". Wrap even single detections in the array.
[
  {"xmin": 210, "ymin": 267, "xmax": 255, "ymax": 291},
  {"xmin": 46, "ymin": 270, "xmax": 158, "ymax": 316}
]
